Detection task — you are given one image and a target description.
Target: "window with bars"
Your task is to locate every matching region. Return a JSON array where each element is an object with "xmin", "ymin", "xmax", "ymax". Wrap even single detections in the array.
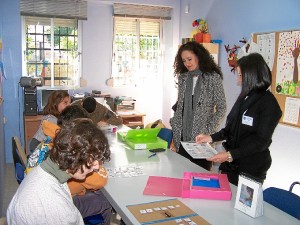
[
  {"xmin": 111, "ymin": 17, "xmax": 161, "ymax": 87},
  {"xmin": 22, "ymin": 16, "xmax": 82, "ymax": 87}
]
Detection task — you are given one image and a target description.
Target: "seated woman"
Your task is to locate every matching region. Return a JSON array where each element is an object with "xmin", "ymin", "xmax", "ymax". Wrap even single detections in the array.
[{"xmin": 29, "ymin": 90, "xmax": 71, "ymax": 152}]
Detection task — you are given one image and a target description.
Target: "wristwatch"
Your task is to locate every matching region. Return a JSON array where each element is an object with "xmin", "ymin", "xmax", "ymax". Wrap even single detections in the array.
[{"xmin": 227, "ymin": 151, "xmax": 233, "ymax": 163}]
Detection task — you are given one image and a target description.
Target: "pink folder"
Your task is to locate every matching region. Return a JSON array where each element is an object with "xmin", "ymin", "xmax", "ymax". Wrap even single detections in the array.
[
  {"xmin": 143, "ymin": 172, "xmax": 232, "ymax": 200},
  {"xmin": 143, "ymin": 176, "xmax": 183, "ymax": 197}
]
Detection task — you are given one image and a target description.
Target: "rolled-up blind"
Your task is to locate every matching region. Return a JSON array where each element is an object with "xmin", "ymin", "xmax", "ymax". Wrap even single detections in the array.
[
  {"xmin": 20, "ymin": 0, "xmax": 87, "ymax": 20},
  {"xmin": 113, "ymin": 3, "xmax": 172, "ymax": 20}
]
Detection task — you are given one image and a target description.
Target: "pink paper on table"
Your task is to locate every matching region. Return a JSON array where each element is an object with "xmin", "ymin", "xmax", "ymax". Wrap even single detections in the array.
[
  {"xmin": 143, "ymin": 176, "xmax": 183, "ymax": 197},
  {"xmin": 143, "ymin": 173, "xmax": 232, "ymax": 200}
]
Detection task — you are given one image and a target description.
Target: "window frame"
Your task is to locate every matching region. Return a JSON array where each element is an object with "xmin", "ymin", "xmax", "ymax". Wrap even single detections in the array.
[
  {"xmin": 21, "ymin": 16, "xmax": 83, "ymax": 89},
  {"xmin": 111, "ymin": 16, "xmax": 162, "ymax": 87}
]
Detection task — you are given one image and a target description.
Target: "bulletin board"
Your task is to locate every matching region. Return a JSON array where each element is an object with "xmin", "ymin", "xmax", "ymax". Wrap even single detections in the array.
[{"xmin": 252, "ymin": 30, "xmax": 300, "ymax": 128}]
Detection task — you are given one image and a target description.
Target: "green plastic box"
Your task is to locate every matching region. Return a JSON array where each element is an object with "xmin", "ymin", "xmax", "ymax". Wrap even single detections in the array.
[{"xmin": 117, "ymin": 128, "xmax": 168, "ymax": 150}]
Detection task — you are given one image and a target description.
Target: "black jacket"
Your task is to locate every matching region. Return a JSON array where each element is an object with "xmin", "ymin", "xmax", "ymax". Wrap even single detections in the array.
[{"xmin": 211, "ymin": 90, "xmax": 282, "ymax": 179}]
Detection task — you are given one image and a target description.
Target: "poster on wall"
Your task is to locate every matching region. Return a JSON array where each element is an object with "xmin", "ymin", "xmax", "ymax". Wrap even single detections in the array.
[
  {"xmin": 252, "ymin": 30, "xmax": 300, "ymax": 127},
  {"xmin": 275, "ymin": 31, "xmax": 300, "ymax": 97},
  {"xmin": 256, "ymin": 33, "xmax": 276, "ymax": 70}
]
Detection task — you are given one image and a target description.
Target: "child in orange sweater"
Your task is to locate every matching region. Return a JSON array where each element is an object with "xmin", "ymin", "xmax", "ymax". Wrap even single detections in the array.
[
  {"xmin": 41, "ymin": 119, "xmax": 108, "ymax": 196},
  {"xmin": 26, "ymin": 105, "xmax": 112, "ymax": 224}
]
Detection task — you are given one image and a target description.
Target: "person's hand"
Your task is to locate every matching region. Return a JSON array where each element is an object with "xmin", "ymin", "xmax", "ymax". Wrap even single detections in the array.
[
  {"xmin": 97, "ymin": 121, "xmax": 108, "ymax": 127},
  {"xmin": 207, "ymin": 151, "xmax": 228, "ymax": 163},
  {"xmin": 292, "ymin": 47, "xmax": 300, "ymax": 59},
  {"xmin": 195, "ymin": 134, "xmax": 212, "ymax": 143}
]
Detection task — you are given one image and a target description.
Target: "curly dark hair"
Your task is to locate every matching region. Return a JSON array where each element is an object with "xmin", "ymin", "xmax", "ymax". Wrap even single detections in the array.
[
  {"xmin": 43, "ymin": 90, "xmax": 70, "ymax": 117},
  {"xmin": 173, "ymin": 41, "xmax": 223, "ymax": 79},
  {"xmin": 50, "ymin": 118, "xmax": 110, "ymax": 174},
  {"xmin": 237, "ymin": 53, "xmax": 272, "ymax": 99}
]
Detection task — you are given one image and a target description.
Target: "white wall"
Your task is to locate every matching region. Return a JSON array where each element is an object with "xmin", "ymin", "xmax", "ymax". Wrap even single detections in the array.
[{"xmin": 81, "ymin": 0, "xmax": 180, "ymax": 127}]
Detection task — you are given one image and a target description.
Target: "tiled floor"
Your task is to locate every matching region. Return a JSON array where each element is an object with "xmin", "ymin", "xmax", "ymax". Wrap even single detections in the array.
[{"xmin": 2, "ymin": 163, "xmax": 121, "ymax": 225}]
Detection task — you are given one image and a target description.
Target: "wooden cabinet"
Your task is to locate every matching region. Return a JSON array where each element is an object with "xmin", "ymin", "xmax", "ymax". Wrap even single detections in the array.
[
  {"xmin": 117, "ymin": 111, "xmax": 146, "ymax": 128},
  {"xmin": 24, "ymin": 115, "xmax": 42, "ymax": 154}
]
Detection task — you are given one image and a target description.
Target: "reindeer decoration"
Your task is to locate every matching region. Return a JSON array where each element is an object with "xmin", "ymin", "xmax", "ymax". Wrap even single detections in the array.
[{"xmin": 224, "ymin": 38, "xmax": 249, "ymax": 73}]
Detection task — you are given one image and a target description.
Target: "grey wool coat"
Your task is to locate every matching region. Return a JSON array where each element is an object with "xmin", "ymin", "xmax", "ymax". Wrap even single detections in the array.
[{"xmin": 170, "ymin": 71, "xmax": 226, "ymax": 151}]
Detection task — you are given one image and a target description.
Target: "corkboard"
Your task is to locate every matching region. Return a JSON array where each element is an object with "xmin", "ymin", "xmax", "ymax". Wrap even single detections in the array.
[{"xmin": 252, "ymin": 31, "xmax": 300, "ymax": 128}]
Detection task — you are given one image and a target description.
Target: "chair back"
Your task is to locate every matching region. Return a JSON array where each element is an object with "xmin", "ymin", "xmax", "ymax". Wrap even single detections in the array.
[
  {"xmin": 157, "ymin": 128, "xmax": 173, "ymax": 148},
  {"xmin": 12, "ymin": 137, "xmax": 27, "ymax": 184},
  {"xmin": 263, "ymin": 182, "xmax": 300, "ymax": 220}
]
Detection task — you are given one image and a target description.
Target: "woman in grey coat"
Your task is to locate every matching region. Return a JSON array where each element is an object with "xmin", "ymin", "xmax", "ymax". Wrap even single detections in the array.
[{"xmin": 170, "ymin": 41, "xmax": 226, "ymax": 170}]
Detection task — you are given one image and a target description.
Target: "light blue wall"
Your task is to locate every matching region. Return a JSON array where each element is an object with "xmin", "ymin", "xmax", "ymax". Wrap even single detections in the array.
[
  {"xmin": 0, "ymin": 0, "xmax": 5, "ymax": 216},
  {"xmin": 180, "ymin": 0, "xmax": 300, "ymax": 110},
  {"xmin": 1, "ymin": 0, "xmax": 23, "ymax": 163}
]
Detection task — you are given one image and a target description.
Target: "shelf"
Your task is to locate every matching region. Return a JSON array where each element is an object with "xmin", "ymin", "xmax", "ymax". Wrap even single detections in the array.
[{"xmin": 117, "ymin": 110, "xmax": 146, "ymax": 128}]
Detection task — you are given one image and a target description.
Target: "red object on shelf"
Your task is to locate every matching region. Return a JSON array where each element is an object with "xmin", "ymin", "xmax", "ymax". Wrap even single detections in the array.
[
  {"xmin": 203, "ymin": 33, "xmax": 211, "ymax": 43},
  {"xmin": 194, "ymin": 32, "xmax": 203, "ymax": 43}
]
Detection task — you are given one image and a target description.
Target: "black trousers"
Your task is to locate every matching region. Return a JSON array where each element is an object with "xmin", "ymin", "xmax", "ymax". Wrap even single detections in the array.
[
  {"xmin": 178, "ymin": 144, "xmax": 212, "ymax": 171},
  {"xmin": 219, "ymin": 161, "xmax": 268, "ymax": 186}
]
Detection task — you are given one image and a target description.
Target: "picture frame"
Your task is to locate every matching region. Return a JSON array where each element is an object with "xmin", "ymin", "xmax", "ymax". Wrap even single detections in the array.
[{"xmin": 234, "ymin": 174, "xmax": 263, "ymax": 218}]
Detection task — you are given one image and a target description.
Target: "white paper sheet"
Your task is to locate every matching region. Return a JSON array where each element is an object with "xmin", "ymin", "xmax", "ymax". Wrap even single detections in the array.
[
  {"xmin": 283, "ymin": 97, "xmax": 300, "ymax": 124},
  {"xmin": 181, "ymin": 142, "xmax": 218, "ymax": 159}
]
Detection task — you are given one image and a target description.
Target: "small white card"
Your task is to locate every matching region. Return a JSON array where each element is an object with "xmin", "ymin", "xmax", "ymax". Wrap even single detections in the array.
[
  {"xmin": 234, "ymin": 174, "xmax": 263, "ymax": 218},
  {"xmin": 242, "ymin": 115, "xmax": 253, "ymax": 126}
]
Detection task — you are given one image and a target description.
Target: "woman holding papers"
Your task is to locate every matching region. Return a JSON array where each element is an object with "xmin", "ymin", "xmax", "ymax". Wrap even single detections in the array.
[
  {"xmin": 170, "ymin": 41, "xmax": 226, "ymax": 170},
  {"xmin": 196, "ymin": 53, "xmax": 282, "ymax": 185}
]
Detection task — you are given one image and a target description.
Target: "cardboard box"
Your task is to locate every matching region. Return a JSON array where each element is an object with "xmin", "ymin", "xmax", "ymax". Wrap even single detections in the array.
[{"xmin": 117, "ymin": 128, "xmax": 168, "ymax": 150}]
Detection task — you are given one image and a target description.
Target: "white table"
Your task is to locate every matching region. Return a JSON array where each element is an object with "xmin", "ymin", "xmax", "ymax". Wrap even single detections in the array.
[{"xmin": 102, "ymin": 131, "xmax": 299, "ymax": 225}]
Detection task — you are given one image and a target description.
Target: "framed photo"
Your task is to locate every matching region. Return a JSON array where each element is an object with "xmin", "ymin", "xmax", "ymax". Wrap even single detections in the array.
[{"xmin": 234, "ymin": 174, "xmax": 263, "ymax": 218}]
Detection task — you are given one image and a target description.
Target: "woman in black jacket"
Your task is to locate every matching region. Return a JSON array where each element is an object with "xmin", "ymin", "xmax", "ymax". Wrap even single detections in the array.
[{"xmin": 196, "ymin": 53, "xmax": 282, "ymax": 185}]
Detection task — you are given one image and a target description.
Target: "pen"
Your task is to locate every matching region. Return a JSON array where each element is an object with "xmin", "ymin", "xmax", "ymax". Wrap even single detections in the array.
[{"xmin": 148, "ymin": 153, "xmax": 157, "ymax": 158}]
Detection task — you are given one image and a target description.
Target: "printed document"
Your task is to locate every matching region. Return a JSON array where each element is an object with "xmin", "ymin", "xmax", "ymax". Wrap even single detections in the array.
[{"xmin": 181, "ymin": 142, "xmax": 218, "ymax": 159}]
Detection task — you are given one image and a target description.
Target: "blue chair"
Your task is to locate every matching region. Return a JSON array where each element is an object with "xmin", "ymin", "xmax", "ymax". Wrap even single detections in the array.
[
  {"xmin": 83, "ymin": 213, "xmax": 104, "ymax": 225},
  {"xmin": 15, "ymin": 163, "xmax": 25, "ymax": 184},
  {"xmin": 157, "ymin": 128, "xmax": 173, "ymax": 148},
  {"xmin": 12, "ymin": 137, "xmax": 27, "ymax": 184},
  {"xmin": 264, "ymin": 182, "xmax": 300, "ymax": 219}
]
